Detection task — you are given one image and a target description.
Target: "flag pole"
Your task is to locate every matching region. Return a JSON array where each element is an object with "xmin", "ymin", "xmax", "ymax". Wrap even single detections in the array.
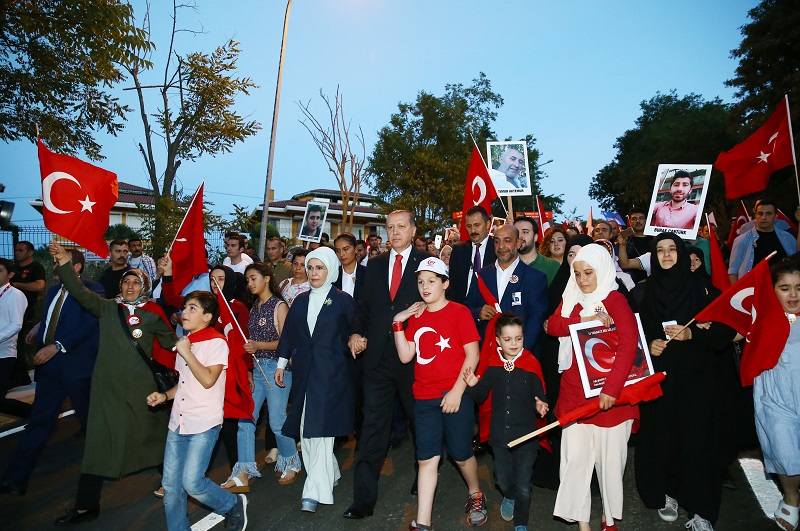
[
  {"xmin": 213, "ymin": 278, "xmax": 272, "ymax": 390},
  {"xmin": 741, "ymin": 199, "xmax": 751, "ymax": 222},
  {"xmin": 469, "ymin": 132, "xmax": 509, "ymax": 218},
  {"xmin": 509, "ymin": 420, "xmax": 560, "ymax": 448},
  {"xmin": 783, "ymin": 95, "xmax": 800, "ymax": 205},
  {"xmin": 168, "ymin": 181, "xmax": 204, "ymax": 252}
]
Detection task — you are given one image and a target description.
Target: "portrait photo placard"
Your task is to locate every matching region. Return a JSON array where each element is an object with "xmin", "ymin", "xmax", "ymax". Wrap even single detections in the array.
[
  {"xmin": 486, "ymin": 140, "xmax": 531, "ymax": 197},
  {"xmin": 644, "ymin": 164, "xmax": 712, "ymax": 240},
  {"xmin": 568, "ymin": 314, "xmax": 654, "ymax": 399},
  {"xmin": 297, "ymin": 201, "xmax": 329, "ymax": 243}
]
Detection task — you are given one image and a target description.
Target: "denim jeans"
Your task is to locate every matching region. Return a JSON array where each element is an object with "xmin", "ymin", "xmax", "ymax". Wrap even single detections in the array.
[
  {"xmin": 236, "ymin": 358, "xmax": 300, "ymax": 476},
  {"xmin": 163, "ymin": 425, "xmax": 236, "ymax": 531},
  {"xmin": 492, "ymin": 441, "xmax": 538, "ymax": 526}
]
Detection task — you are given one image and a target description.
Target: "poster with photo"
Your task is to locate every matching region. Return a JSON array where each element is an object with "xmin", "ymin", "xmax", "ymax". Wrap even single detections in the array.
[
  {"xmin": 568, "ymin": 314, "xmax": 654, "ymax": 399},
  {"xmin": 486, "ymin": 140, "xmax": 531, "ymax": 196},
  {"xmin": 297, "ymin": 201, "xmax": 329, "ymax": 243},
  {"xmin": 644, "ymin": 164, "xmax": 712, "ymax": 240},
  {"xmin": 489, "ymin": 216, "xmax": 506, "ymax": 236}
]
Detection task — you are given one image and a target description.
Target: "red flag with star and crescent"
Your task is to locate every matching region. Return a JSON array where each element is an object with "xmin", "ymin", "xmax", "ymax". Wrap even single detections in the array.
[
  {"xmin": 694, "ymin": 256, "xmax": 789, "ymax": 386},
  {"xmin": 726, "ymin": 200, "xmax": 751, "ymax": 250},
  {"xmin": 459, "ymin": 145, "xmax": 498, "ymax": 242},
  {"xmin": 37, "ymin": 138, "xmax": 118, "ymax": 258},
  {"xmin": 715, "ymin": 95, "xmax": 796, "ymax": 199},
  {"xmin": 170, "ymin": 182, "xmax": 207, "ymax": 294}
]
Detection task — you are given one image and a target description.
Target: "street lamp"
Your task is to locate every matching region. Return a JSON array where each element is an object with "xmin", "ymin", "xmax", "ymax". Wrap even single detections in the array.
[{"xmin": 258, "ymin": 0, "xmax": 293, "ymax": 259}]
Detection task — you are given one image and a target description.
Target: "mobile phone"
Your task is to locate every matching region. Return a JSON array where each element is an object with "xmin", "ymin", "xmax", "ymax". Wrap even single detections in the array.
[
  {"xmin": 620, "ymin": 227, "xmax": 635, "ymax": 239},
  {"xmin": 662, "ymin": 320, "xmax": 677, "ymax": 340}
]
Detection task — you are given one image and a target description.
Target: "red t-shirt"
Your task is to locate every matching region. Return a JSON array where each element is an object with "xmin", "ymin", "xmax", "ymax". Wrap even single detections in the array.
[{"xmin": 405, "ymin": 301, "xmax": 481, "ymax": 400}]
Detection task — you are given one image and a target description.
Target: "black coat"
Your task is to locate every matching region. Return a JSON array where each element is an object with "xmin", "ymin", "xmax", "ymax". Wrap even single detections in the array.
[{"xmin": 447, "ymin": 239, "xmax": 496, "ymax": 304}]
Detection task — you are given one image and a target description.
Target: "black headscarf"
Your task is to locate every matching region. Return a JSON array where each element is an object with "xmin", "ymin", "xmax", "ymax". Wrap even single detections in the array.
[
  {"xmin": 209, "ymin": 264, "xmax": 245, "ymax": 303},
  {"xmin": 686, "ymin": 245, "xmax": 711, "ymax": 281},
  {"xmin": 642, "ymin": 233, "xmax": 708, "ymax": 325},
  {"xmin": 548, "ymin": 234, "xmax": 594, "ymax": 314}
]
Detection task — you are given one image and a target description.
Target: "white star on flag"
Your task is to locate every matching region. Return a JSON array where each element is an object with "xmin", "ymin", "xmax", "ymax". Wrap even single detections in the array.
[
  {"xmin": 78, "ymin": 195, "xmax": 96, "ymax": 212},
  {"xmin": 435, "ymin": 335, "xmax": 451, "ymax": 352},
  {"xmin": 756, "ymin": 151, "xmax": 771, "ymax": 163}
]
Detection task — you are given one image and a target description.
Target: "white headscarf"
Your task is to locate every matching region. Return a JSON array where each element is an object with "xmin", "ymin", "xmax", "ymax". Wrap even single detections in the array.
[
  {"xmin": 557, "ymin": 244, "xmax": 618, "ymax": 372},
  {"xmin": 305, "ymin": 246, "xmax": 340, "ymax": 335}
]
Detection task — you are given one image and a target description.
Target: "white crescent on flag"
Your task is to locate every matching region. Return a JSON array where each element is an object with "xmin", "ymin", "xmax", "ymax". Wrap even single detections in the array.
[
  {"xmin": 471, "ymin": 176, "xmax": 487, "ymax": 205},
  {"xmin": 42, "ymin": 171, "xmax": 81, "ymax": 214},
  {"xmin": 414, "ymin": 327, "xmax": 438, "ymax": 365},
  {"xmin": 584, "ymin": 338, "xmax": 612, "ymax": 373},
  {"xmin": 731, "ymin": 287, "xmax": 755, "ymax": 315}
]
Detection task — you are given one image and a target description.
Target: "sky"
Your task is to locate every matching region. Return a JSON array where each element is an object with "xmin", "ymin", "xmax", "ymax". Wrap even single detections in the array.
[{"xmin": 2, "ymin": 0, "xmax": 759, "ymax": 227}]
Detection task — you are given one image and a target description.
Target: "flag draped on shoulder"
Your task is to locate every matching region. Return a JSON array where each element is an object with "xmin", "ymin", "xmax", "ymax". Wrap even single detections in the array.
[
  {"xmin": 715, "ymin": 95, "xmax": 795, "ymax": 199},
  {"xmin": 694, "ymin": 256, "xmax": 788, "ymax": 386},
  {"xmin": 459, "ymin": 145, "xmax": 498, "ymax": 242},
  {"xmin": 37, "ymin": 138, "xmax": 118, "ymax": 258},
  {"xmin": 215, "ymin": 286, "xmax": 255, "ymax": 420},
  {"xmin": 171, "ymin": 183, "xmax": 207, "ymax": 294},
  {"xmin": 536, "ymin": 196, "xmax": 550, "ymax": 240}
]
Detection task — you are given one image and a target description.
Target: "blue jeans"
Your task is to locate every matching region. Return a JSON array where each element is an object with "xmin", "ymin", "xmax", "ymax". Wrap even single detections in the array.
[
  {"xmin": 236, "ymin": 358, "xmax": 300, "ymax": 476},
  {"xmin": 162, "ymin": 425, "xmax": 235, "ymax": 531}
]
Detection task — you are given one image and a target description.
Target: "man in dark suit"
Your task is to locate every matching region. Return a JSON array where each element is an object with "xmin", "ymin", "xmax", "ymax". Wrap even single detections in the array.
[
  {"xmin": 343, "ymin": 210, "xmax": 425, "ymax": 519},
  {"xmin": 448, "ymin": 206, "xmax": 496, "ymax": 304},
  {"xmin": 0, "ymin": 249, "xmax": 102, "ymax": 496},
  {"xmin": 465, "ymin": 224, "xmax": 548, "ymax": 356}
]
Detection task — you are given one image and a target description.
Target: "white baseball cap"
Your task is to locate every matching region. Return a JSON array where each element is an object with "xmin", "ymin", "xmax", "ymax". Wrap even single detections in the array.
[{"xmin": 416, "ymin": 257, "xmax": 449, "ymax": 278}]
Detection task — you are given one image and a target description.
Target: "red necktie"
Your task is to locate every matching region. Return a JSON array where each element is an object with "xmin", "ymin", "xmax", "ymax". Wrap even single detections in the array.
[{"xmin": 390, "ymin": 254, "xmax": 403, "ymax": 300}]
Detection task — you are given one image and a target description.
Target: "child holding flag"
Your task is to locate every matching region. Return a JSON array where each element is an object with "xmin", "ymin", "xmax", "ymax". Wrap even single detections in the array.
[
  {"xmin": 392, "ymin": 257, "xmax": 484, "ymax": 531},
  {"xmin": 463, "ymin": 312, "xmax": 549, "ymax": 531}
]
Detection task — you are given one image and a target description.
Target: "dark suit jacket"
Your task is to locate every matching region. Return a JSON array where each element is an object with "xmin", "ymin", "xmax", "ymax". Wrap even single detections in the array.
[
  {"xmin": 333, "ymin": 263, "xmax": 367, "ymax": 302},
  {"xmin": 35, "ymin": 279, "xmax": 104, "ymax": 380},
  {"xmin": 464, "ymin": 260, "xmax": 548, "ymax": 355},
  {"xmin": 448, "ymin": 238, "xmax": 496, "ymax": 304},
  {"xmin": 351, "ymin": 247, "xmax": 426, "ymax": 370}
]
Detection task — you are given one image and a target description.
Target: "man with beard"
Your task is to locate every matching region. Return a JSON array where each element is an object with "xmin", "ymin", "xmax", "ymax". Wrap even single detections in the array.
[
  {"xmin": 97, "ymin": 240, "xmax": 131, "ymax": 298},
  {"xmin": 650, "ymin": 171, "xmax": 699, "ymax": 229},
  {"xmin": 448, "ymin": 206, "xmax": 496, "ymax": 304},
  {"xmin": 126, "ymin": 238, "xmax": 157, "ymax": 282},
  {"xmin": 514, "ymin": 216, "xmax": 559, "ymax": 285},
  {"xmin": 489, "ymin": 147, "xmax": 526, "ymax": 191}
]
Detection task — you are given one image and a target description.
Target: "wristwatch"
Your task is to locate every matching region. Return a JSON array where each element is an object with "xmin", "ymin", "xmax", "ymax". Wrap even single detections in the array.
[{"xmin": 54, "ymin": 341, "xmax": 66, "ymax": 353}]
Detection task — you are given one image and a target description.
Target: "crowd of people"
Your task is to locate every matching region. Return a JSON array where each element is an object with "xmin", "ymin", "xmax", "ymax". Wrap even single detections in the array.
[{"xmin": 0, "ymin": 200, "xmax": 798, "ymax": 531}]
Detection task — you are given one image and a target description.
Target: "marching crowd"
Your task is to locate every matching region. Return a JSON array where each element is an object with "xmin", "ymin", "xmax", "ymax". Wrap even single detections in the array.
[{"xmin": 0, "ymin": 201, "xmax": 798, "ymax": 531}]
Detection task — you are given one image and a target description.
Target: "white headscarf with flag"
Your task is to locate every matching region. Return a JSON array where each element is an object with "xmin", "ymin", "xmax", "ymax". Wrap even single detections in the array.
[{"xmin": 305, "ymin": 246, "xmax": 339, "ymax": 335}]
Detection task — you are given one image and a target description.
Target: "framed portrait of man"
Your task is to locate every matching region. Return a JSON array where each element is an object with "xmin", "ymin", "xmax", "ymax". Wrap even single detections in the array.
[
  {"xmin": 644, "ymin": 164, "xmax": 712, "ymax": 240},
  {"xmin": 568, "ymin": 314, "xmax": 654, "ymax": 399},
  {"xmin": 297, "ymin": 201, "xmax": 328, "ymax": 243},
  {"xmin": 486, "ymin": 140, "xmax": 531, "ymax": 197}
]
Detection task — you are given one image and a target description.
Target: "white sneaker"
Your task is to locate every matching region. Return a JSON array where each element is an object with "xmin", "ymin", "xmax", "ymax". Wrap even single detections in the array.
[
  {"xmin": 684, "ymin": 514, "xmax": 714, "ymax": 531},
  {"xmin": 658, "ymin": 494, "xmax": 679, "ymax": 522}
]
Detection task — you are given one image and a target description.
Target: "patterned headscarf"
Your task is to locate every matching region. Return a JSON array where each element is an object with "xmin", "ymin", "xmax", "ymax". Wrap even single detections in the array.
[{"xmin": 114, "ymin": 268, "xmax": 151, "ymax": 306}]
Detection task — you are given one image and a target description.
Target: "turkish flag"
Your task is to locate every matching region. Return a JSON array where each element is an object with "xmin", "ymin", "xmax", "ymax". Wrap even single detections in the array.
[
  {"xmin": 536, "ymin": 196, "xmax": 550, "ymax": 240},
  {"xmin": 715, "ymin": 95, "xmax": 796, "ymax": 199},
  {"xmin": 726, "ymin": 200, "xmax": 751, "ymax": 250},
  {"xmin": 777, "ymin": 208, "xmax": 799, "ymax": 234},
  {"xmin": 694, "ymin": 257, "xmax": 788, "ymax": 386},
  {"xmin": 215, "ymin": 285, "xmax": 254, "ymax": 420},
  {"xmin": 707, "ymin": 216, "xmax": 731, "ymax": 291},
  {"xmin": 170, "ymin": 183, "xmax": 207, "ymax": 293},
  {"xmin": 37, "ymin": 138, "xmax": 118, "ymax": 258},
  {"xmin": 459, "ymin": 145, "xmax": 498, "ymax": 242}
]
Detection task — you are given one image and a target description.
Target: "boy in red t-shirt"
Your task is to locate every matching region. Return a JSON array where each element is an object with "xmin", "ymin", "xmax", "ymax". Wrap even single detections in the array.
[{"xmin": 393, "ymin": 257, "xmax": 484, "ymax": 531}]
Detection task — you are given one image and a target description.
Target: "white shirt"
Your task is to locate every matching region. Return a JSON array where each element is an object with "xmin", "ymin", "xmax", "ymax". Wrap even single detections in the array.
[
  {"xmin": 340, "ymin": 266, "xmax": 357, "ymax": 297},
  {"xmin": 0, "ymin": 284, "xmax": 27, "ymax": 359},
  {"xmin": 467, "ymin": 236, "xmax": 491, "ymax": 293},
  {"xmin": 42, "ymin": 286, "xmax": 69, "ymax": 350},
  {"xmin": 223, "ymin": 253, "xmax": 253, "ymax": 274},
  {"xmin": 388, "ymin": 245, "xmax": 412, "ymax": 288},
  {"xmin": 495, "ymin": 257, "xmax": 519, "ymax": 302}
]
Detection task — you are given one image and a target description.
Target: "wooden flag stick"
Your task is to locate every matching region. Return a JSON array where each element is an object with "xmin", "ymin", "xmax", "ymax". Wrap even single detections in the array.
[
  {"xmin": 783, "ymin": 95, "xmax": 800, "ymax": 205},
  {"xmin": 508, "ymin": 420, "xmax": 560, "ymax": 448},
  {"xmin": 663, "ymin": 318, "xmax": 695, "ymax": 346}
]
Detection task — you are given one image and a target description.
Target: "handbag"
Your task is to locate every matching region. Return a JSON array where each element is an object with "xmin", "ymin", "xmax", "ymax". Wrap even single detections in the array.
[{"xmin": 117, "ymin": 305, "xmax": 179, "ymax": 393}]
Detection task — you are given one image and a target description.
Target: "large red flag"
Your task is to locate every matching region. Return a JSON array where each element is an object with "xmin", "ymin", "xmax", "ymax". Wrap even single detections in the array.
[
  {"xmin": 726, "ymin": 200, "xmax": 751, "ymax": 250},
  {"xmin": 536, "ymin": 196, "xmax": 550, "ymax": 240},
  {"xmin": 706, "ymin": 215, "xmax": 731, "ymax": 291},
  {"xmin": 459, "ymin": 145, "xmax": 498, "ymax": 242},
  {"xmin": 715, "ymin": 95, "xmax": 796, "ymax": 199},
  {"xmin": 215, "ymin": 285, "xmax": 255, "ymax": 420},
  {"xmin": 777, "ymin": 208, "xmax": 799, "ymax": 234},
  {"xmin": 694, "ymin": 257, "xmax": 788, "ymax": 386},
  {"xmin": 37, "ymin": 138, "xmax": 118, "ymax": 258},
  {"xmin": 170, "ymin": 183, "xmax": 207, "ymax": 293}
]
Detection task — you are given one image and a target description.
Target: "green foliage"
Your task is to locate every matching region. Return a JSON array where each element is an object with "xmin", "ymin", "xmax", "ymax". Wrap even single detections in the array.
[
  {"xmin": 104, "ymin": 223, "xmax": 140, "ymax": 241},
  {"xmin": 0, "ymin": 0, "xmax": 153, "ymax": 159},
  {"xmin": 367, "ymin": 73, "xmax": 503, "ymax": 235},
  {"xmin": 589, "ymin": 91, "xmax": 737, "ymax": 215}
]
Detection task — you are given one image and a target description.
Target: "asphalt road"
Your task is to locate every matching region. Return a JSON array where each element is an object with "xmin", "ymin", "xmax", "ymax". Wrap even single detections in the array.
[{"xmin": 0, "ymin": 412, "xmax": 778, "ymax": 531}]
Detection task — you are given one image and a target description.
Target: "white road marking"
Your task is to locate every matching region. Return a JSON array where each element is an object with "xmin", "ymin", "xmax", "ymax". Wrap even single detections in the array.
[
  {"xmin": 0, "ymin": 409, "xmax": 75, "ymax": 439},
  {"xmin": 739, "ymin": 457, "xmax": 781, "ymax": 521}
]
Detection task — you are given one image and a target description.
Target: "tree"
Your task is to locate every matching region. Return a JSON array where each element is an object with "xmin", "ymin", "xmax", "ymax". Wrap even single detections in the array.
[
  {"xmin": 297, "ymin": 87, "xmax": 366, "ymax": 233},
  {"xmin": 0, "ymin": 0, "xmax": 153, "ymax": 159},
  {"xmin": 367, "ymin": 73, "xmax": 503, "ymax": 235},
  {"xmin": 589, "ymin": 91, "xmax": 737, "ymax": 218},
  {"xmin": 126, "ymin": 0, "xmax": 261, "ymax": 254}
]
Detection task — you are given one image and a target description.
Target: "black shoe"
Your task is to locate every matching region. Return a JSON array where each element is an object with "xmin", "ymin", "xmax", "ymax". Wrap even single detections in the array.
[
  {"xmin": 343, "ymin": 503, "xmax": 373, "ymax": 519},
  {"xmin": 410, "ymin": 477, "xmax": 418, "ymax": 496},
  {"xmin": 473, "ymin": 441, "xmax": 489, "ymax": 458},
  {"xmin": 54, "ymin": 508, "xmax": 99, "ymax": 526},
  {"xmin": 388, "ymin": 433, "xmax": 406, "ymax": 449},
  {"xmin": 0, "ymin": 479, "xmax": 26, "ymax": 496},
  {"xmin": 224, "ymin": 494, "xmax": 248, "ymax": 531}
]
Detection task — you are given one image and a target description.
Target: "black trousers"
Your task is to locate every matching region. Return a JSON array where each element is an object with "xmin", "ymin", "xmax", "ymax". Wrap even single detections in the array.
[
  {"xmin": 493, "ymin": 441, "xmax": 539, "ymax": 526},
  {"xmin": 352, "ymin": 355, "xmax": 415, "ymax": 508}
]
